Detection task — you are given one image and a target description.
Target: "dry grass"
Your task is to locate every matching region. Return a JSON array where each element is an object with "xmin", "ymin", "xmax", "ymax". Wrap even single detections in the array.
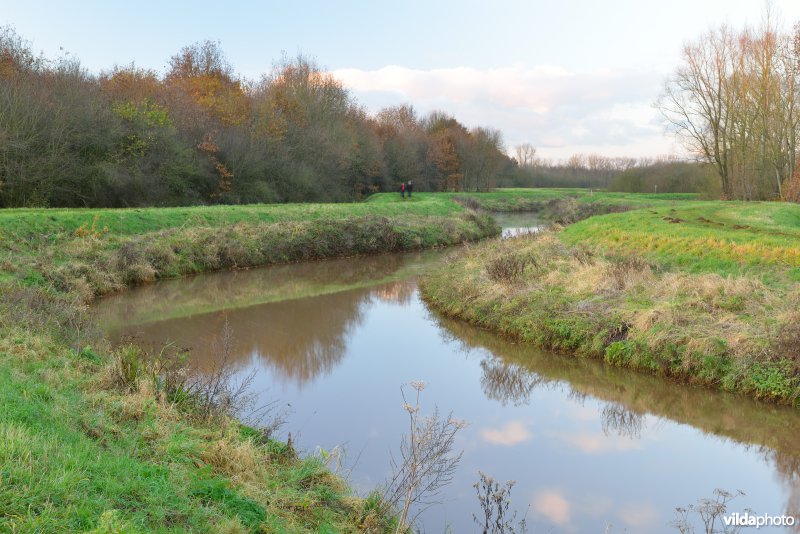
[
  {"xmin": 421, "ymin": 228, "xmax": 800, "ymax": 404},
  {"xmin": 201, "ymin": 433, "xmax": 261, "ymax": 483}
]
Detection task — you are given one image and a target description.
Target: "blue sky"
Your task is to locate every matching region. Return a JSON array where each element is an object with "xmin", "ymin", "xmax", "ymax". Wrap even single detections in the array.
[{"xmin": 4, "ymin": 0, "xmax": 800, "ymax": 159}]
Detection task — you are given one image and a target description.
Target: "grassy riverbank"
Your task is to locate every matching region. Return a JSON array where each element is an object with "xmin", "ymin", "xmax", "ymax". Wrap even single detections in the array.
[
  {"xmin": 421, "ymin": 198, "xmax": 800, "ymax": 406},
  {"xmin": 0, "ymin": 198, "xmax": 497, "ymax": 532}
]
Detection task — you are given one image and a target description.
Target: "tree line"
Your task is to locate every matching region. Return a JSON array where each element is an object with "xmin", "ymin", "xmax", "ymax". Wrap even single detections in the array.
[
  {"xmin": 499, "ymin": 143, "xmax": 717, "ymax": 195},
  {"xmin": 0, "ymin": 27, "xmax": 515, "ymax": 208},
  {"xmin": 658, "ymin": 8, "xmax": 800, "ymax": 201}
]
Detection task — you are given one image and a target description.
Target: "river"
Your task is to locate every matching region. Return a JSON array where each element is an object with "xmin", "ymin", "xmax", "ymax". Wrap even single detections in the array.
[{"xmin": 93, "ymin": 214, "xmax": 800, "ymax": 532}]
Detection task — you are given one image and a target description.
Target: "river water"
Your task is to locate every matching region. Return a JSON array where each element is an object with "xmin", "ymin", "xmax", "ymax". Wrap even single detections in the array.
[{"xmin": 93, "ymin": 214, "xmax": 800, "ymax": 533}]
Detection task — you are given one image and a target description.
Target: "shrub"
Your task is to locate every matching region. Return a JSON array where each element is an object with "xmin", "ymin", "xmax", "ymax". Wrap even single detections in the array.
[
  {"xmin": 605, "ymin": 254, "xmax": 651, "ymax": 290},
  {"xmin": 486, "ymin": 253, "xmax": 536, "ymax": 283}
]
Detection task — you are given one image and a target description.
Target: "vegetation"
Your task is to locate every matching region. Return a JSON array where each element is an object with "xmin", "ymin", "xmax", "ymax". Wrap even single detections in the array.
[
  {"xmin": 498, "ymin": 147, "xmax": 720, "ymax": 197},
  {"xmin": 0, "ymin": 197, "xmax": 497, "ymax": 532},
  {"xmin": 0, "ymin": 27, "xmax": 517, "ymax": 208},
  {"xmin": 420, "ymin": 196, "xmax": 800, "ymax": 406},
  {"xmin": 657, "ymin": 9, "xmax": 800, "ymax": 201},
  {"xmin": 608, "ymin": 161, "xmax": 721, "ymax": 196}
]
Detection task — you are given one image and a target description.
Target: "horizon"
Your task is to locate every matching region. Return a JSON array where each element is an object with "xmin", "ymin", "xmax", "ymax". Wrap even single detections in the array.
[{"xmin": 4, "ymin": 0, "xmax": 800, "ymax": 161}]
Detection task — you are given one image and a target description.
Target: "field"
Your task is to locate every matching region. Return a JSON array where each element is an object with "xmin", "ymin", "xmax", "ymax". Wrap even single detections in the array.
[
  {"xmin": 420, "ymin": 191, "xmax": 800, "ymax": 405},
  {"xmin": 0, "ymin": 198, "xmax": 496, "ymax": 533},
  {"xmin": 3, "ymin": 189, "xmax": 799, "ymax": 532}
]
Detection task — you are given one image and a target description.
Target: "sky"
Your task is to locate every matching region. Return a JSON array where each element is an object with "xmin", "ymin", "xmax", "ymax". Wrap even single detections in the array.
[{"xmin": 4, "ymin": 0, "xmax": 800, "ymax": 160}]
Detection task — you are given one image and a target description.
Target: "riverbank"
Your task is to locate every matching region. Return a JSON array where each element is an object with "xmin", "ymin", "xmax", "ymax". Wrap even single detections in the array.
[
  {"xmin": 420, "ymin": 200, "xmax": 800, "ymax": 406},
  {"xmin": 0, "ymin": 199, "xmax": 497, "ymax": 532}
]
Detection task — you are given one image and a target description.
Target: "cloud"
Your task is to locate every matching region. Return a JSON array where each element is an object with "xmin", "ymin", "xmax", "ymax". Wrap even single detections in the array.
[
  {"xmin": 533, "ymin": 489, "xmax": 571, "ymax": 525},
  {"xmin": 551, "ymin": 431, "xmax": 642, "ymax": 454},
  {"xmin": 479, "ymin": 420, "xmax": 532, "ymax": 446},
  {"xmin": 333, "ymin": 64, "xmax": 673, "ymax": 159},
  {"xmin": 618, "ymin": 503, "xmax": 661, "ymax": 528}
]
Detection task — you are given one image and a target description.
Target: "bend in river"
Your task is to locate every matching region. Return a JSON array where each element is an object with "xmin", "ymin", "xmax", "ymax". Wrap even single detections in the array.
[{"xmin": 93, "ymin": 214, "xmax": 800, "ymax": 532}]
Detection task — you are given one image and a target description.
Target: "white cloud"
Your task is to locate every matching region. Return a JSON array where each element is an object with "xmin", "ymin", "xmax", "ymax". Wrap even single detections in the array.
[
  {"xmin": 551, "ymin": 431, "xmax": 643, "ymax": 454},
  {"xmin": 333, "ymin": 64, "xmax": 675, "ymax": 160},
  {"xmin": 533, "ymin": 489, "xmax": 571, "ymax": 525},
  {"xmin": 479, "ymin": 420, "xmax": 532, "ymax": 446}
]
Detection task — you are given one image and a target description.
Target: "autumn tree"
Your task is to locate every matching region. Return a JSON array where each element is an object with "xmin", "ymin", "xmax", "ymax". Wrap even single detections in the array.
[{"xmin": 376, "ymin": 105, "xmax": 426, "ymax": 191}]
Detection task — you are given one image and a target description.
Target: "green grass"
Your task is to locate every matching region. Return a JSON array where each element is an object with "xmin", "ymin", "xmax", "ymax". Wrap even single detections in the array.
[
  {"xmin": 0, "ymin": 332, "xmax": 388, "ymax": 532},
  {"xmin": 563, "ymin": 201, "xmax": 800, "ymax": 277},
  {"xmin": 419, "ymin": 191, "xmax": 800, "ymax": 406},
  {"xmin": 4, "ymin": 188, "xmax": 797, "ymax": 531},
  {"xmin": 1, "ymin": 196, "xmax": 464, "ymax": 240},
  {"xmin": 0, "ymin": 195, "xmax": 500, "ymax": 532}
]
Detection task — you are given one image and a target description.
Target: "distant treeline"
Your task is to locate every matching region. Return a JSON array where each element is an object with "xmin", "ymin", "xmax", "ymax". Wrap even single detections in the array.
[
  {"xmin": 0, "ymin": 27, "xmax": 523, "ymax": 208},
  {"xmin": 499, "ymin": 146, "xmax": 719, "ymax": 195},
  {"xmin": 0, "ymin": 26, "xmax": 719, "ymax": 208}
]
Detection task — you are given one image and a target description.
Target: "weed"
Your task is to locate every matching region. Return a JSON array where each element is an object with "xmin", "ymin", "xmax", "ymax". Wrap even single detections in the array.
[
  {"xmin": 605, "ymin": 254, "xmax": 651, "ymax": 291},
  {"xmin": 383, "ymin": 381, "xmax": 467, "ymax": 532},
  {"xmin": 74, "ymin": 214, "xmax": 108, "ymax": 239},
  {"xmin": 486, "ymin": 253, "xmax": 537, "ymax": 283},
  {"xmin": 669, "ymin": 489, "xmax": 746, "ymax": 533},
  {"xmin": 473, "ymin": 471, "xmax": 528, "ymax": 534},
  {"xmin": 571, "ymin": 243, "xmax": 595, "ymax": 266}
]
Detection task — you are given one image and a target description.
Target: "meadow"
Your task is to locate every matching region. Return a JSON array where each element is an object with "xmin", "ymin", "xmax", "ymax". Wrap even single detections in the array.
[
  {"xmin": 3, "ymin": 189, "xmax": 799, "ymax": 532},
  {"xmin": 0, "ymin": 197, "xmax": 496, "ymax": 533},
  {"xmin": 420, "ymin": 193, "xmax": 800, "ymax": 405}
]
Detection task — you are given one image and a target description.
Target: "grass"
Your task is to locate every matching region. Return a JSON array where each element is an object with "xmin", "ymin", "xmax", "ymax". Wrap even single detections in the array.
[
  {"xmin": 563, "ymin": 201, "xmax": 800, "ymax": 277},
  {"xmin": 419, "ymin": 192, "xmax": 800, "ymax": 406},
  {"xmin": 4, "ymin": 188, "xmax": 798, "ymax": 531},
  {"xmin": 1, "ymin": 196, "xmax": 464, "ymax": 239},
  {"xmin": 0, "ymin": 195, "xmax": 498, "ymax": 532}
]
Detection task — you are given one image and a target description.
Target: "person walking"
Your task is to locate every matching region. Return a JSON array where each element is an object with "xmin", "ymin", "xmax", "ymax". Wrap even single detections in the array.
[
  {"xmin": 407, "ymin": 179, "xmax": 413, "ymax": 198},
  {"xmin": 400, "ymin": 181, "xmax": 406, "ymax": 199}
]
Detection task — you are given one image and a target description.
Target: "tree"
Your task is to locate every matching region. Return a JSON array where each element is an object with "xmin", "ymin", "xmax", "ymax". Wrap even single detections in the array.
[
  {"xmin": 658, "ymin": 9, "xmax": 800, "ymax": 200},
  {"xmin": 513, "ymin": 143, "xmax": 537, "ymax": 168}
]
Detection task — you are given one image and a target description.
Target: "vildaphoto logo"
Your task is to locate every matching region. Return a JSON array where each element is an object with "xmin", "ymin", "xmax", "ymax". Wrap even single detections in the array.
[{"xmin": 722, "ymin": 512, "xmax": 796, "ymax": 529}]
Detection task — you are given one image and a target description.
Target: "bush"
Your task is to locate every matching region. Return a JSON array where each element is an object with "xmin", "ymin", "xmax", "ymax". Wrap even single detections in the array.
[
  {"xmin": 605, "ymin": 254, "xmax": 651, "ymax": 290},
  {"xmin": 486, "ymin": 253, "xmax": 537, "ymax": 283}
]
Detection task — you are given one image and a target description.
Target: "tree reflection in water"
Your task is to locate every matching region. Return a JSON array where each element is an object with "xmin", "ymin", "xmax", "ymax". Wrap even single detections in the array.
[
  {"xmin": 600, "ymin": 402, "xmax": 644, "ymax": 439},
  {"xmin": 480, "ymin": 356, "xmax": 547, "ymax": 407},
  {"xmin": 433, "ymin": 311, "xmax": 800, "ymax": 521}
]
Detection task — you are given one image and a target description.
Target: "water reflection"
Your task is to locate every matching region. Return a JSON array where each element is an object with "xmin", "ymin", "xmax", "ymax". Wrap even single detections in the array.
[
  {"xmin": 435, "ymin": 311, "xmax": 800, "ymax": 461},
  {"xmin": 95, "ymin": 249, "xmax": 800, "ymax": 531},
  {"xmin": 600, "ymin": 402, "xmax": 645, "ymax": 439},
  {"xmin": 434, "ymin": 312, "xmax": 800, "ymax": 526},
  {"xmin": 491, "ymin": 211, "xmax": 543, "ymax": 238},
  {"xmin": 94, "ymin": 250, "xmax": 444, "ymax": 329},
  {"xmin": 479, "ymin": 356, "xmax": 547, "ymax": 406}
]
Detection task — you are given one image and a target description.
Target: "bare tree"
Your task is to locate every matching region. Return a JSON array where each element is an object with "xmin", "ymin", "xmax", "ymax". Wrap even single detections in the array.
[
  {"xmin": 658, "ymin": 24, "xmax": 737, "ymax": 197},
  {"xmin": 658, "ymin": 7, "xmax": 800, "ymax": 200},
  {"xmin": 514, "ymin": 143, "xmax": 537, "ymax": 168}
]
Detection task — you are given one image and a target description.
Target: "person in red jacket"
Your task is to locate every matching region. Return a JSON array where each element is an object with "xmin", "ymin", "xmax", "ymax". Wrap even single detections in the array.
[{"xmin": 401, "ymin": 181, "xmax": 406, "ymax": 199}]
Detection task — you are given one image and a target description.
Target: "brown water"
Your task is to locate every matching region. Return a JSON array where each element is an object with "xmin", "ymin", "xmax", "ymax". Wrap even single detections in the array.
[{"xmin": 94, "ymin": 225, "xmax": 800, "ymax": 532}]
